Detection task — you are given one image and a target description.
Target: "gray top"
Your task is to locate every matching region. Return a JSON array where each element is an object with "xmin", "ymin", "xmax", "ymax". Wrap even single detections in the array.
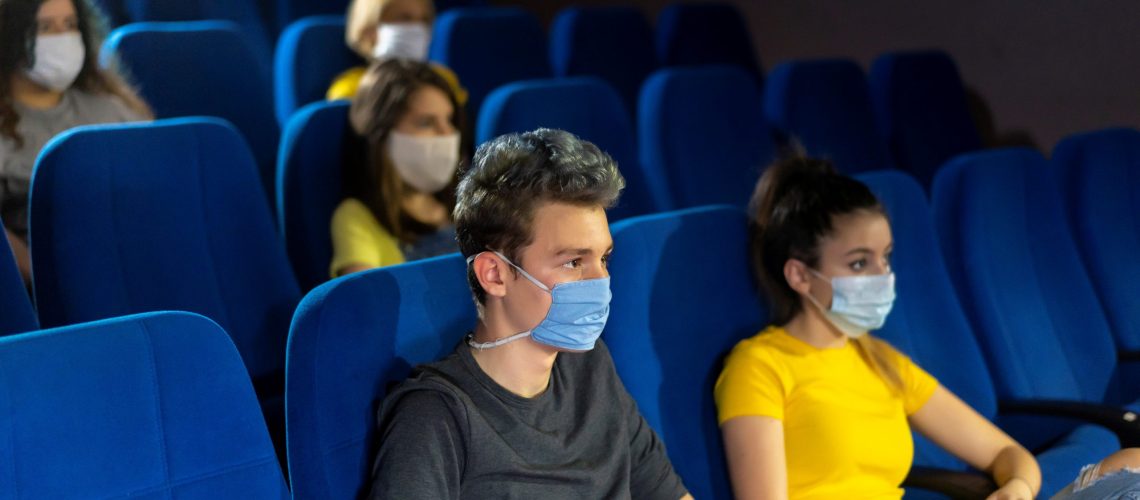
[
  {"xmin": 367, "ymin": 339, "xmax": 688, "ymax": 500},
  {"xmin": 0, "ymin": 89, "xmax": 144, "ymax": 237}
]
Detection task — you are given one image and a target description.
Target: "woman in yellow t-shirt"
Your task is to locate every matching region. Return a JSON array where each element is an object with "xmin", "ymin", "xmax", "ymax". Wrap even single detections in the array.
[
  {"xmin": 327, "ymin": 0, "xmax": 466, "ymax": 107},
  {"xmin": 715, "ymin": 156, "xmax": 1044, "ymax": 499},
  {"xmin": 330, "ymin": 59, "xmax": 465, "ymax": 277}
]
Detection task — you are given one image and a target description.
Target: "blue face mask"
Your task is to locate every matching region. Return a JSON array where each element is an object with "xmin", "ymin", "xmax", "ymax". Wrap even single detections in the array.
[
  {"xmin": 805, "ymin": 269, "xmax": 896, "ymax": 338},
  {"xmin": 466, "ymin": 250, "xmax": 611, "ymax": 351}
]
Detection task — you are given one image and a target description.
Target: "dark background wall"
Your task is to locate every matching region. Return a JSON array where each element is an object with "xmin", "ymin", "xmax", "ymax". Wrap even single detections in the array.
[{"xmin": 506, "ymin": 0, "xmax": 1140, "ymax": 151}]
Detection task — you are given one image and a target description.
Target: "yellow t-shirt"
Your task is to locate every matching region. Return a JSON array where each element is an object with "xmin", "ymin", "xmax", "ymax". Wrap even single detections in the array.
[
  {"xmin": 329, "ymin": 198, "xmax": 405, "ymax": 277},
  {"xmin": 715, "ymin": 326, "xmax": 939, "ymax": 500},
  {"xmin": 326, "ymin": 64, "xmax": 468, "ymax": 106}
]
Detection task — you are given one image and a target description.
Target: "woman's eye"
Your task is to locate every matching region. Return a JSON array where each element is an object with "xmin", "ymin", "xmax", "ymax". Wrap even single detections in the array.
[{"xmin": 849, "ymin": 259, "xmax": 866, "ymax": 271}]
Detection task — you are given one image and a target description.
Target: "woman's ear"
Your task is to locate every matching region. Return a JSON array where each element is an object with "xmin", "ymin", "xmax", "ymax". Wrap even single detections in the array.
[
  {"xmin": 784, "ymin": 259, "xmax": 812, "ymax": 296},
  {"xmin": 473, "ymin": 252, "xmax": 507, "ymax": 299}
]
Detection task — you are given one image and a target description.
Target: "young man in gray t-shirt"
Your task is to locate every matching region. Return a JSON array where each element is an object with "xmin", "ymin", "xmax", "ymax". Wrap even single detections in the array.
[{"xmin": 366, "ymin": 128, "xmax": 692, "ymax": 499}]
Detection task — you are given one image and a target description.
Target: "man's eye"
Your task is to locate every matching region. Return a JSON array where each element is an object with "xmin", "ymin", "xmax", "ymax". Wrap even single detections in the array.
[
  {"xmin": 601, "ymin": 254, "xmax": 611, "ymax": 268},
  {"xmin": 562, "ymin": 258, "xmax": 582, "ymax": 269}
]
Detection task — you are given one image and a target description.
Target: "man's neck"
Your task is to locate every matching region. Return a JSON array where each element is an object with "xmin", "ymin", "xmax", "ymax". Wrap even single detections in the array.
[
  {"xmin": 10, "ymin": 75, "xmax": 65, "ymax": 109},
  {"xmin": 469, "ymin": 313, "xmax": 558, "ymax": 398}
]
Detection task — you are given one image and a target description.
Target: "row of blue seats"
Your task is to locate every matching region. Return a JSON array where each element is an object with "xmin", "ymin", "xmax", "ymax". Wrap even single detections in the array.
[{"xmin": 2, "ymin": 133, "xmax": 1137, "ymax": 496}]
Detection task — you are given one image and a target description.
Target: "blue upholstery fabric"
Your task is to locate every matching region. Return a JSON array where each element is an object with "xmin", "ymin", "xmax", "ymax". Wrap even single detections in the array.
[
  {"xmin": 31, "ymin": 118, "xmax": 300, "ymax": 381},
  {"xmin": 764, "ymin": 58, "xmax": 892, "ymax": 174},
  {"xmin": 606, "ymin": 206, "xmax": 765, "ymax": 500},
  {"xmin": 273, "ymin": 15, "xmax": 360, "ymax": 125},
  {"xmin": 477, "ymin": 77, "xmax": 660, "ymax": 220},
  {"xmin": 428, "ymin": 7, "xmax": 549, "ymax": 122},
  {"xmin": 869, "ymin": 51, "xmax": 981, "ymax": 189},
  {"xmin": 859, "ymin": 171, "xmax": 1116, "ymax": 496},
  {"xmin": 1052, "ymin": 128, "xmax": 1140, "ymax": 354},
  {"xmin": 103, "ymin": 21, "xmax": 280, "ymax": 204},
  {"xmin": 0, "ymin": 311, "xmax": 288, "ymax": 498},
  {"xmin": 549, "ymin": 6, "xmax": 657, "ymax": 117},
  {"xmin": 91, "ymin": 0, "xmax": 129, "ymax": 27},
  {"xmin": 931, "ymin": 149, "xmax": 1121, "ymax": 448},
  {"xmin": 655, "ymin": 2, "xmax": 761, "ymax": 78},
  {"xmin": 0, "ymin": 222, "xmax": 36, "ymax": 337},
  {"xmin": 638, "ymin": 66, "xmax": 774, "ymax": 210},
  {"xmin": 269, "ymin": 0, "xmax": 350, "ymax": 36},
  {"xmin": 277, "ymin": 101, "xmax": 351, "ymax": 291},
  {"xmin": 286, "ymin": 254, "xmax": 472, "ymax": 499},
  {"xmin": 120, "ymin": 1, "xmax": 273, "ymax": 64}
]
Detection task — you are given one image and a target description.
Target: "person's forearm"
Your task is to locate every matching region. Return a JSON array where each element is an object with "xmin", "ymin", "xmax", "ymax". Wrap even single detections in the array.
[{"xmin": 990, "ymin": 444, "xmax": 1041, "ymax": 496}]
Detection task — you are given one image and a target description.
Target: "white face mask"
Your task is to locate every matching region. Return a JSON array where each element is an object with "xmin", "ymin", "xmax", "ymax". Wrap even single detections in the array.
[
  {"xmin": 26, "ymin": 32, "xmax": 86, "ymax": 92},
  {"xmin": 373, "ymin": 23, "xmax": 431, "ymax": 61},
  {"xmin": 804, "ymin": 269, "xmax": 896, "ymax": 338},
  {"xmin": 386, "ymin": 131, "xmax": 460, "ymax": 193}
]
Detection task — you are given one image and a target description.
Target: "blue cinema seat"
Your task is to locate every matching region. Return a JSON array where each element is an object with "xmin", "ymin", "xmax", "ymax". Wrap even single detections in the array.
[
  {"xmin": 285, "ymin": 254, "xmax": 472, "ymax": 499},
  {"xmin": 277, "ymin": 100, "xmax": 352, "ymax": 291},
  {"xmin": 428, "ymin": 7, "xmax": 549, "ymax": 121},
  {"xmin": 31, "ymin": 118, "xmax": 300, "ymax": 387},
  {"xmin": 764, "ymin": 58, "xmax": 892, "ymax": 174},
  {"xmin": 273, "ymin": 15, "xmax": 360, "ymax": 125},
  {"xmin": 869, "ymin": 50, "xmax": 982, "ymax": 189},
  {"xmin": 605, "ymin": 205, "xmax": 766, "ymax": 499},
  {"xmin": 477, "ymin": 77, "xmax": 663, "ymax": 220},
  {"xmin": 639, "ymin": 65, "xmax": 774, "ymax": 209},
  {"xmin": 549, "ymin": 6, "xmax": 657, "ymax": 116},
  {"xmin": 0, "ymin": 221, "xmax": 36, "ymax": 337},
  {"xmin": 119, "ymin": 0, "xmax": 273, "ymax": 61},
  {"xmin": 655, "ymin": 2, "xmax": 762, "ymax": 78},
  {"xmin": 0, "ymin": 311, "xmax": 288, "ymax": 498},
  {"xmin": 103, "ymin": 21, "xmax": 280, "ymax": 205},
  {"xmin": 861, "ymin": 170, "xmax": 1119, "ymax": 497}
]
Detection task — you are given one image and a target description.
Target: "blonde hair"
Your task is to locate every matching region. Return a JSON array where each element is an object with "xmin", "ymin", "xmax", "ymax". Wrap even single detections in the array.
[{"xmin": 345, "ymin": 0, "xmax": 436, "ymax": 58}]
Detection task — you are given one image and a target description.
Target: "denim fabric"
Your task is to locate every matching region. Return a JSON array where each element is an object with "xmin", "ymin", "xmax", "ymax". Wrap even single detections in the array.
[{"xmin": 1052, "ymin": 467, "xmax": 1140, "ymax": 499}]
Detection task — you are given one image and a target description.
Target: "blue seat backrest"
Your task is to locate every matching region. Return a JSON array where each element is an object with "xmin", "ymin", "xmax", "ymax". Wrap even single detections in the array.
[
  {"xmin": 869, "ymin": 50, "xmax": 981, "ymax": 189},
  {"xmin": 1052, "ymin": 128, "xmax": 1140, "ymax": 354},
  {"xmin": 273, "ymin": 15, "xmax": 361, "ymax": 125},
  {"xmin": 103, "ymin": 21, "xmax": 280, "ymax": 203},
  {"xmin": 655, "ymin": 2, "xmax": 762, "ymax": 79},
  {"xmin": 120, "ymin": 0, "xmax": 273, "ymax": 66},
  {"xmin": 857, "ymin": 170, "xmax": 998, "ymax": 471},
  {"xmin": 269, "ymin": 0, "xmax": 351, "ymax": 36},
  {"xmin": 549, "ymin": 6, "xmax": 657, "ymax": 117},
  {"xmin": 277, "ymin": 101, "xmax": 352, "ymax": 291},
  {"xmin": 931, "ymin": 148, "xmax": 1117, "ymax": 407},
  {"xmin": 764, "ymin": 58, "xmax": 892, "ymax": 174},
  {"xmin": 285, "ymin": 253, "xmax": 474, "ymax": 499},
  {"xmin": 0, "ymin": 221, "xmax": 36, "ymax": 336},
  {"xmin": 429, "ymin": 7, "xmax": 549, "ymax": 122},
  {"xmin": 639, "ymin": 65, "xmax": 774, "ymax": 210},
  {"xmin": 606, "ymin": 205, "xmax": 765, "ymax": 500},
  {"xmin": 477, "ymin": 77, "xmax": 662, "ymax": 220},
  {"xmin": 0, "ymin": 311, "xmax": 288, "ymax": 498},
  {"xmin": 31, "ymin": 118, "xmax": 300, "ymax": 381}
]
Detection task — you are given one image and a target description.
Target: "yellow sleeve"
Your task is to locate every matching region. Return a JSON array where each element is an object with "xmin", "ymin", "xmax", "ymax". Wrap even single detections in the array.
[
  {"xmin": 886, "ymin": 343, "xmax": 940, "ymax": 415},
  {"xmin": 428, "ymin": 63, "xmax": 468, "ymax": 107},
  {"xmin": 714, "ymin": 339, "xmax": 791, "ymax": 424},
  {"xmin": 326, "ymin": 66, "xmax": 367, "ymax": 101},
  {"xmin": 329, "ymin": 199, "xmax": 405, "ymax": 277}
]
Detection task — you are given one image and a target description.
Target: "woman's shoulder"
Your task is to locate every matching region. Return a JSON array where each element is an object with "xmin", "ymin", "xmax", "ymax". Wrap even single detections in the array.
[
  {"xmin": 67, "ymin": 88, "xmax": 143, "ymax": 122},
  {"xmin": 332, "ymin": 198, "xmax": 397, "ymax": 241},
  {"xmin": 327, "ymin": 66, "xmax": 367, "ymax": 101}
]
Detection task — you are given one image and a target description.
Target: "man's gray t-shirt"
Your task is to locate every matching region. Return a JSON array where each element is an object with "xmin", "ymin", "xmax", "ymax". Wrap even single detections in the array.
[
  {"xmin": 367, "ymin": 339, "xmax": 688, "ymax": 499},
  {"xmin": 0, "ymin": 89, "xmax": 144, "ymax": 237}
]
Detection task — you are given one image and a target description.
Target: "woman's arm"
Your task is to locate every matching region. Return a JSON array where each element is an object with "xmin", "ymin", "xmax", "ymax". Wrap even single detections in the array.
[
  {"xmin": 721, "ymin": 416, "xmax": 788, "ymax": 500},
  {"xmin": 910, "ymin": 386, "xmax": 1040, "ymax": 499}
]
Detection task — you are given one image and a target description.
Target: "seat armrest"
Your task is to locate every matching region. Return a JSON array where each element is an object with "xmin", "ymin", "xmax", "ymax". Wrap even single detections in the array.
[
  {"xmin": 903, "ymin": 466, "xmax": 997, "ymax": 499},
  {"xmin": 999, "ymin": 399, "xmax": 1140, "ymax": 447}
]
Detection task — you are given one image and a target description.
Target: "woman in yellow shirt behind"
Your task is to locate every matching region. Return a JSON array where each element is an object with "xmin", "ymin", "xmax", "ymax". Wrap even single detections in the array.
[
  {"xmin": 715, "ymin": 156, "xmax": 1140, "ymax": 499},
  {"xmin": 330, "ymin": 58, "xmax": 464, "ymax": 277},
  {"xmin": 327, "ymin": 0, "xmax": 465, "ymax": 106}
]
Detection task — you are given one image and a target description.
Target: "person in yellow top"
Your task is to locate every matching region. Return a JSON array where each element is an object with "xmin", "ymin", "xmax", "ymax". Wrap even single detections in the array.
[
  {"xmin": 715, "ymin": 156, "xmax": 1140, "ymax": 500},
  {"xmin": 327, "ymin": 0, "xmax": 466, "ymax": 107},
  {"xmin": 330, "ymin": 58, "xmax": 465, "ymax": 277}
]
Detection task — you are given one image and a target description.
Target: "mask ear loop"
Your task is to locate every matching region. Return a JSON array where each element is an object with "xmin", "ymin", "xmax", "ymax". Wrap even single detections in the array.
[{"xmin": 464, "ymin": 251, "xmax": 550, "ymax": 350}]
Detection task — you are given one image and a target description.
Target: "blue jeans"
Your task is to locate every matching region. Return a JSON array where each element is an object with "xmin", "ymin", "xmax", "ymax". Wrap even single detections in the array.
[{"xmin": 1051, "ymin": 466, "xmax": 1140, "ymax": 500}]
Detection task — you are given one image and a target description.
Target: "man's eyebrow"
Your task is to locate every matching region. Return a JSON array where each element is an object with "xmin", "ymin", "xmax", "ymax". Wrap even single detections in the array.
[{"xmin": 554, "ymin": 248, "xmax": 595, "ymax": 257}]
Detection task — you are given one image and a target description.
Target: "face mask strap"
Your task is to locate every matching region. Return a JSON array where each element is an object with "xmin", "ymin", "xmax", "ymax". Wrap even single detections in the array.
[
  {"xmin": 465, "ymin": 251, "xmax": 552, "ymax": 293},
  {"xmin": 466, "ymin": 331, "xmax": 531, "ymax": 350}
]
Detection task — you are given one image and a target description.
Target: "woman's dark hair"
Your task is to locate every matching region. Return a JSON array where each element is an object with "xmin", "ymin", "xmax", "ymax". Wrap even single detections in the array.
[
  {"xmin": 344, "ymin": 58, "xmax": 466, "ymax": 244},
  {"xmin": 749, "ymin": 155, "xmax": 903, "ymax": 393},
  {"xmin": 0, "ymin": 0, "xmax": 152, "ymax": 147},
  {"xmin": 749, "ymin": 156, "xmax": 884, "ymax": 324}
]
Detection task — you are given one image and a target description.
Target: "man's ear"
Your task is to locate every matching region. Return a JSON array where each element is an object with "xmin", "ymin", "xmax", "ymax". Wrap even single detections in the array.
[
  {"xmin": 784, "ymin": 259, "xmax": 813, "ymax": 296},
  {"xmin": 473, "ymin": 252, "xmax": 508, "ymax": 299}
]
